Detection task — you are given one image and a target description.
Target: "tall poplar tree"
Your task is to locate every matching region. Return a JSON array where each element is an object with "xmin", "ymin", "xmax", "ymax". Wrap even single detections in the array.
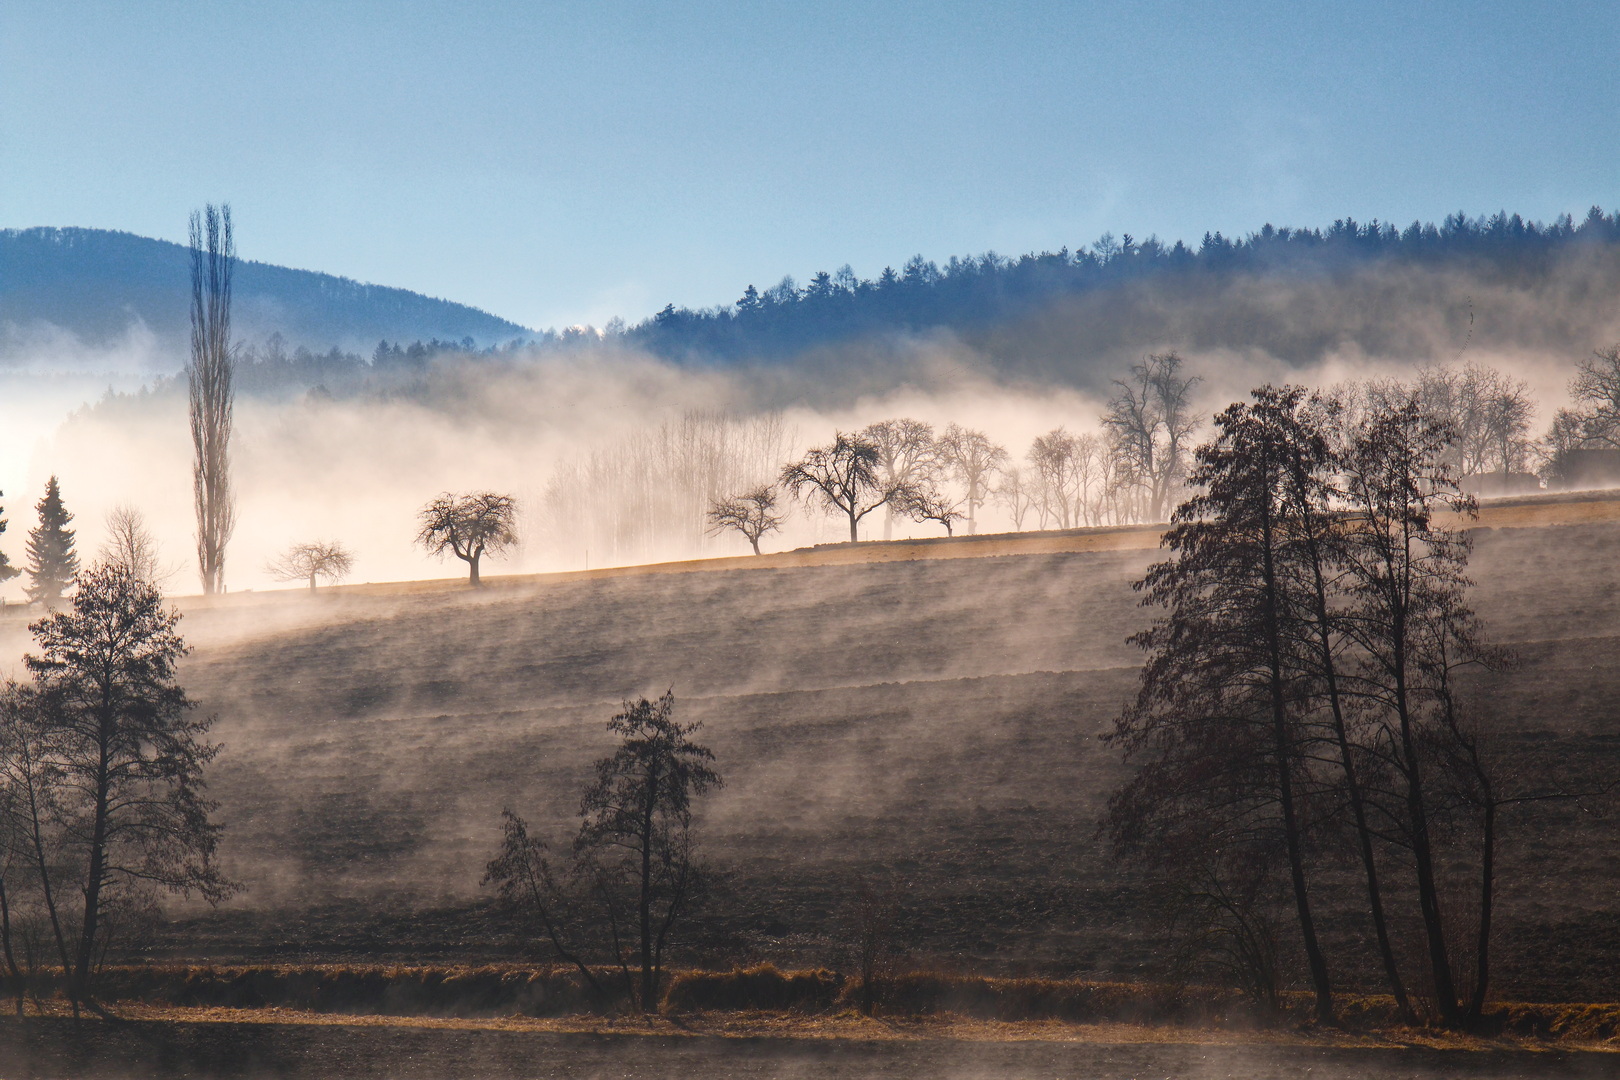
[{"xmin": 189, "ymin": 203, "xmax": 236, "ymax": 595}]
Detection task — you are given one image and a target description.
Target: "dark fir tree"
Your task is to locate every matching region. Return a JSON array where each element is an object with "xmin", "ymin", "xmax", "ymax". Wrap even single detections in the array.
[
  {"xmin": 0, "ymin": 491, "xmax": 20, "ymax": 586},
  {"xmin": 25, "ymin": 476, "xmax": 78, "ymax": 606}
]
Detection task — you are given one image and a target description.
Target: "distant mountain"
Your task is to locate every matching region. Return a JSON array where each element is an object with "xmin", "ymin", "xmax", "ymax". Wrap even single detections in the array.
[{"xmin": 0, "ymin": 227, "xmax": 532, "ymax": 361}]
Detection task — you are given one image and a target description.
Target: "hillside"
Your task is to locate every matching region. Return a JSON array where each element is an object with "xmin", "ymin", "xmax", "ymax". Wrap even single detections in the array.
[
  {"xmin": 0, "ymin": 227, "xmax": 532, "ymax": 359},
  {"xmin": 629, "ymin": 209, "xmax": 1620, "ymax": 383},
  {"xmin": 0, "ymin": 513, "xmax": 1605, "ymax": 1000}
]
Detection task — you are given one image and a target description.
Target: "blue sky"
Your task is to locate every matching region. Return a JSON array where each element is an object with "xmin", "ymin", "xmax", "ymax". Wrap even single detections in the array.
[{"xmin": 3, "ymin": 1, "xmax": 1616, "ymax": 331}]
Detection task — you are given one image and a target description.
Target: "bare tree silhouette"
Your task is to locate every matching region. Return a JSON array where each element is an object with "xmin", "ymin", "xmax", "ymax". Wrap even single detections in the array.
[
  {"xmin": 267, "ymin": 541, "xmax": 355, "ymax": 592},
  {"xmin": 705, "ymin": 485, "xmax": 784, "ymax": 555},
  {"xmin": 781, "ymin": 433, "xmax": 906, "ymax": 543},
  {"xmin": 417, "ymin": 492, "xmax": 518, "ymax": 585}
]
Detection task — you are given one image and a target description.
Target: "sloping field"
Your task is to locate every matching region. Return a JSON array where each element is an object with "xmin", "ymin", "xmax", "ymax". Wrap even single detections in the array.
[
  {"xmin": 0, "ymin": 497, "xmax": 1614, "ymax": 1000},
  {"xmin": 308, "ymin": 488, "xmax": 1620, "ymax": 598}
]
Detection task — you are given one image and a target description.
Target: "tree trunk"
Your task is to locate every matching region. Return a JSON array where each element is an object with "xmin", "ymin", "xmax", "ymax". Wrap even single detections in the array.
[
  {"xmin": 26, "ymin": 767, "xmax": 73, "ymax": 1015},
  {"xmin": 1470, "ymin": 794, "xmax": 1497, "ymax": 1020},
  {"xmin": 73, "ymin": 739, "xmax": 114, "ymax": 1011},
  {"xmin": 847, "ymin": 512, "xmax": 859, "ymax": 544},
  {"xmin": 1258, "ymin": 506, "xmax": 1334, "ymax": 1024},
  {"xmin": 1327, "ymin": 686, "xmax": 1412, "ymax": 1018},
  {"xmin": 467, "ymin": 555, "xmax": 481, "ymax": 586},
  {"xmin": 1392, "ymin": 625, "xmax": 1460, "ymax": 1024},
  {"xmin": 1295, "ymin": 506, "xmax": 1413, "ymax": 1019},
  {"xmin": 0, "ymin": 877, "xmax": 22, "ymax": 1015},
  {"xmin": 639, "ymin": 767, "xmax": 658, "ymax": 1011}
]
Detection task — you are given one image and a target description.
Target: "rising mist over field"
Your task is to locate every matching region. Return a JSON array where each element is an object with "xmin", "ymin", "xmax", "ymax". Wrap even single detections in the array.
[{"xmin": 8, "ymin": 210, "xmax": 1620, "ymax": 598}]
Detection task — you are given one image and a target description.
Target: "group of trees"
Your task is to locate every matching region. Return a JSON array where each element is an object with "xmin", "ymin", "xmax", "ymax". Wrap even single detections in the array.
[
  {"xmin": 1106, "ymin": 382, "xmax": 1583, "ymax": 1027},
  {"xmin": 629, "ymin": 209, "xmax": 1620, "ymax": 361},
  {"xmin": 701, "ymin": 354, "xmax": 1203, "ymax": 552},
  {"xmin": 486, "ymin": 692, "xmax": 718, "ymax": 1012},
  {"xmin": 0, "ymin": 564, "xmax": 233, "ymax": 1014},
  {"xmin": 1544, "ymin": 345, "xmax": 1620, "ymax": 484},
  {"xmin": 542, "ymin": 413, "xmax": 790, "ymax": 566}
]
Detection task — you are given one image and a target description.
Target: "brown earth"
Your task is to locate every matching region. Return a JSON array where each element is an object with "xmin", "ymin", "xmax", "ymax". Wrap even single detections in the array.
[
  {"xmin": 0, "ymin": 493, "xmax": 1614, "ymax": 1003},
  {"xmin": 0, "ymin": 1007, "xmax": 1615, "ymax": 1080}
]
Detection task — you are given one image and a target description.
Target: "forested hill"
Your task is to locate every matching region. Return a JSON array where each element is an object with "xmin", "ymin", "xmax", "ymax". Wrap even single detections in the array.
[
  {"xmin": 629, "ymin": 208, "xmax": 1620, "ymax": 378},
  {"xmin": 0, "ymin": 227, "xmax": 531, "ymax": 358}
]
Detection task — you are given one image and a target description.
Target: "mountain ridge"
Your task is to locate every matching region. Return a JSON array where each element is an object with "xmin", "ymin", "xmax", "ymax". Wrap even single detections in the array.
[{"xmin": 0, "ymin": 226, "xmax": 533, "ymax": 361}]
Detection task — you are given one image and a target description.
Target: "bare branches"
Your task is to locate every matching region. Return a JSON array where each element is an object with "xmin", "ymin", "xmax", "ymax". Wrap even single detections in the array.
[
  {"xmin": 267, "ymin": 541, "xmax": 355, "ymax": 592},
  {"xmin": 99, "ymin": 505, "xmax": 168, "ymax": 585},
  {"xmin": 488, "ymin": 693, "xmax": 720, "ymax": 1013},
  {"xmin": 1570, "ymin": 344, "xmax": 1620, "ymax": 443},
  {"xmin": 188, "ymin": 204, "xmax": 236, "ymax": 596},
  {"xmin": 1103, "ymin": 352, "xmax": 1202, "ymax": 522},
  {"xmin": 780, "ymin": 432, "xmax": 903, "ymax": 543},
  {"xmin": 936, "ymin": 425, "xmax": 1006, "ymax": 535},
  {"xmin": 861, "ymin": 419, "xmax": 937, "ymax": 541},
  {"xmin": 416, "ymin": 492, "xmax": 518, "ymax": 586},
  {"xmin": 705, "ymin": 486, "xmax": 783, "ymax": 555},
  {"xmin": 898, "ymin": 484, "xmax": 964, "ymax": 536}
]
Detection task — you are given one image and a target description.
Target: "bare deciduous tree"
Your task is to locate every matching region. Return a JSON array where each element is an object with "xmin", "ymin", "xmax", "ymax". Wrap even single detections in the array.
[
  {"xmin": 862, "ymin": 419, "xmax": 937, "ymax": 540},
  {"xmin": 993, "ymin": 466, "xmax": 1036, "ymax": 531},
  {"xmin": 1541, "ymin": 345, "xmax": 1620, "ymax": 485},
  {"xmin": 576, "ymin": 692, "xmax": 719, "ymax": 1012},
  {"xmin": 843, "ymin": 873, "xmax": 902, "ymax": 1015},
  {"xmin": 1103, "ymin": 352, "xmax": 1202, "ymax": 522},
  {"xmin": 417, "ymin": 492, "xmax": 518, "ymax": 586},
  {"xmin": 1028, "ymin": 428, "xmax": 1078, "ymax": 528},
  {"xmin": 936, "ymin": 424, "xmax": 1006, "ymax": 535},
  {"xmin": 189, "ymin": 204, "xmax": 236, "ymax": 595},
  {"xmin": 1417, "ymin": 364, "xmax": 1537, "ymax": 477},
  {"xmin": 780, "ymin": 433, "xmax": 905, "ymax": 543},
  {"xmin": 1569, "ymin": 344, "xmax": 1620, "ymax": 444},
  {"xmin": 542, "ymin": 411, "xmax": 790, "ymax": 567},
  {"xmin": 267, "ymin": 541, "xmax": 355, "ymax": 592},
  {"xmin": 899, "ymin": 484, "xmax": 964, "ymax": 536},
  {"xmin": 1339, "ymin": 395, "xmax": 1494, "ymax": 1027},
  {"xmin": 705, "ymin": 485, "xmax": 784, "ymax": 555},
  {"xmin": 1109, "ymin": 388, "xmax": 1338, "ymax": 1024},
  {"xmin": 99, "ymin": 505, "xmax": 171, "ymax": 586}
]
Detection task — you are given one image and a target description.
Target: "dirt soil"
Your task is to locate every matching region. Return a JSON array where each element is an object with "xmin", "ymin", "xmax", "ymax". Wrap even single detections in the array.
[
  {"xmin": 0, "ymin": 1009, "xmax": 1614, "ymax": 1080},
  {"xmin": 0, "ymin": 499, "xmax": 1613, "ymax": 1002}
]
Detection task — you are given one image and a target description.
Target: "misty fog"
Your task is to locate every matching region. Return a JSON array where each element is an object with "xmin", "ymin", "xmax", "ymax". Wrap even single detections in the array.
[{"xmin": 5, "ymin": 239, "xmax": 1617, "ymax": 603}]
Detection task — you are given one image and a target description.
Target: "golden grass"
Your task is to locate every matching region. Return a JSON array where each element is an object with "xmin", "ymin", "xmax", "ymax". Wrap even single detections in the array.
[
  {"xmin": 4, "ymin": 965, "xmax": 1615, "ymax": 1051},
  {"xmin": 20, "ymin": 1002, "xmax": 1614, "ymax": 1053}
]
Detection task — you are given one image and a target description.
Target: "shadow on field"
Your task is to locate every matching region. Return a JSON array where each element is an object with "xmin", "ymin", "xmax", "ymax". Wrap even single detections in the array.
[{"xmin": 0, "ymin": 1018, "xmax": 1613, "ymax": 1080}]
